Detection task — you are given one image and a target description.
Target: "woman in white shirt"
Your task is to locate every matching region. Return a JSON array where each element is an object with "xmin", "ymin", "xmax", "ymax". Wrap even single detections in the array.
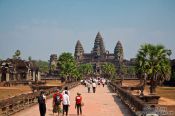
[{"xmin": 62, "ymin": 91, "xmax": 70, "ymax": 116}]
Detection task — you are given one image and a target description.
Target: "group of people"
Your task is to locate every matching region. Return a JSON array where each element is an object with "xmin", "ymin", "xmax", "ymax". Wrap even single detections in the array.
[
  {"xmin": 37, "ymin": 86, "xmax": 83, "ymax": 116},
  {"xmin": 83, "ymin": 77, "xmax": 106, "ymax": 93}
]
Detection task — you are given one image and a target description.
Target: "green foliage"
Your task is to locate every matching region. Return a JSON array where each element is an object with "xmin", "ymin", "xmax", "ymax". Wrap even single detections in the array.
[
  {"xmin": 120, "ymin": 64, "xmax": 127, "ymax": 75},
  {"xmin": 127, "ymin": 66, "xmax": 136, "ymax": 75},
  {"xmin": 58, "ymin": 52, "xmax": 80, "ymax": 81},
  {"xmin": 170, "ymin": 71, "xmax": 175, "ymax": 81},
  {"xmin": 50, "ymin": 64, "xmax": 56, "ymax": 72},
  {"xmin": 35, "ymin": 60, "xmax": 49, "ymax": 73},
  {"xmin": 78, "ymin": 63, "xmax": 93, "ymax": 76},
  {"xmin": 13, "ymin": 50, "xmax": 21, "ymax": 59},
  {"xmin": 28, "ymin": 56, "xmax": 32, "ymax": 61},
  {"xmin": 136, "ymin": 44, "xmax": 171, "ymax": 81},
  {"xmin": 101, "ymin": 62, "xmax": 116, "ymax": 78}
]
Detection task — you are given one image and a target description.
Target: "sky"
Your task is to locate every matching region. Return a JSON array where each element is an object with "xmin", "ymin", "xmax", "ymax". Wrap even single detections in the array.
[{"xmin": 0, "ymin": 0, "xmax": 175, "ymax": 61}]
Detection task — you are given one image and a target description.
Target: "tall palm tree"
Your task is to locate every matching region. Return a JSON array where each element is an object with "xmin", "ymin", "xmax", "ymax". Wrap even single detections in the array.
[
  {"xmin": 12, "ymin": 50, "xmax": 21, "ymax": 59},
  {"xmin": 15, "ymin": 50, "xmax": 21, "ymax": 59},
  {"xmin": 136, "ymin": 44, "xmax": 171, "ymax": 94}
]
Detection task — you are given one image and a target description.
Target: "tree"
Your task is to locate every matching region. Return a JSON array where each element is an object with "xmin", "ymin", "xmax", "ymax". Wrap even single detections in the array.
[
  {"xmin": 127, "ymin": 66, "xmax": 136, "ymax": 78},
  {"xmin": 166, "ymin": 49, "xmax": 172, "ymax": 59},
  {"xmin": 58, "ymin": 52, "xmax": 79, "ymax": 82},
  {"xmin": 101, "ymin": 63, "xmax": 116, "ymax": 79},
  {"xmin": 136, "ymin": 44, "xmax": 171, "ymax": 94},
  {"xmin": 28, "ymin": 56, "xmax": 32, "ymax": 61},
  {"xmin": 78, "ymin": 63, "xmax": 93, "ymax": 77},
  {"xmin": 35, "ymin": 60, "xmax": 49, "ymax": 73},
  {"xmin": 13, "ymin": 50, "xmax": 21, "ymax": 59},
  {"xmin": 50, "ymin": 64, "xmax": 56, "ymax": 72}
]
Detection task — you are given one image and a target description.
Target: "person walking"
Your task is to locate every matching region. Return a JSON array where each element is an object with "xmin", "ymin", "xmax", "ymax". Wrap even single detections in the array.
[
  {"xmin": 38, "ymin": 91, "xmax": 46, "ymax": 116},
  {"xmin": 53, "ymin": 89, "xmax": 63, "ymax": 116},
  {"xmin": 75, "ymin": 92, "xmax": 82, "ymax": 115},
  {"xmin": 62, "ymin": 86, "xmax": 70, "ymax": 96},
  {"xmin": 92, "ymin": 81, "xmax": 97, "ymax": 93},
  {"xmin": 87, "ymin": 82, "xmax": 91, "ymax": 93},
  {"xmin": 62, "ymin": 91, "xmax": 70, "ymax": 116},
  {"xmin": 102, "ymin": 79, "xmax": 106, "ymax": 87}
]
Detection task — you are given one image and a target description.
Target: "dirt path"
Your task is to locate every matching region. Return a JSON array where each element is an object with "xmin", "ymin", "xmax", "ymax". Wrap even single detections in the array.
[{"xmin": 13, "ymin": 85, "xmax": 131, "ymax": 116}]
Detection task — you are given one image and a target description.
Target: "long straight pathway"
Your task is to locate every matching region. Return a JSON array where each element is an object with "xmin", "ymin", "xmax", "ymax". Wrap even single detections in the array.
[{"xmin": 13, "ymin": 84, "xmax": 131, "ymax": 116}]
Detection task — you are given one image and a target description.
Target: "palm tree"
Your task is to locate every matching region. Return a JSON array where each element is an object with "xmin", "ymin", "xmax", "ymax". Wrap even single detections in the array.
[
  {"xmin": 136, "ymin": 44, "xmax": 171, "ymax": 94},
  {"xmin": 15, "ymin": 50, "xmax": 21, "ymax": 59},
  {"xmin": 101, "ymin": 63, "xmax": 116, "ymax": 79},
  {"xmin": 166, "ymin": 49, "xmax": 172, "ymax": 59},
  {"xmin": 28, "ymin": 56, "xmax": 32, "ymax": 61}
]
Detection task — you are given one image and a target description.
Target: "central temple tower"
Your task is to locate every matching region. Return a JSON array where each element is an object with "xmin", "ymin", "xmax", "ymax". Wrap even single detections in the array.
[
  {"xmin": 74, "ymin": 32, "xmax": 127, "ymax": 74},
  {"xmin": 92, "ymin": 32, "xmax": 106, "ymax": 59}
]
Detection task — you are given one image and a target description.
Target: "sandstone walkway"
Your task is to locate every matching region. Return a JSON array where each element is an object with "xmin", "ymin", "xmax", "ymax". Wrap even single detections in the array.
[{"xmin": 13, "ymin": 85, "xmax": 131, "ymax": 116}]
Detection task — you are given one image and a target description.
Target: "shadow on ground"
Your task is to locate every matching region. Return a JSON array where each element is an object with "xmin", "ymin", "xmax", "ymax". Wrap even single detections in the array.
[{"xmin": 107, "ymin": 86, "xmax": 133, "ymax": 116}]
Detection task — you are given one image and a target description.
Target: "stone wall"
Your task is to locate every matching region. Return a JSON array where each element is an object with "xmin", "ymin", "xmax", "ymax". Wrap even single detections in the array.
[{"xmin": 0, "ymin": 82, "xmax": 80, "ymax": 116}]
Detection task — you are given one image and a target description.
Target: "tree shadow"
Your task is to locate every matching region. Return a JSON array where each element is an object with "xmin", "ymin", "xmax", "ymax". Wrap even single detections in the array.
[{"xmin": 107, "ymin": 86, "xmax": 133, "ymax": 116}]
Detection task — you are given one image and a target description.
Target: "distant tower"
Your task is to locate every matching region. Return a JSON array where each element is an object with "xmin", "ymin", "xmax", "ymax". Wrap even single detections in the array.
[
  {"xmin": 74, "ymin": 40, "xmax": 84, "ymax": 60},
  {"xmin": 114, "ymin": 41, "xmax": 124, "ymax": 63},
  {"xmin": 49, "ymin": 54, "xmax": 57, "ymax": 73},
  {"xmin": 93, "ymin": 32, "xmax": 106, "ymax": 58}
]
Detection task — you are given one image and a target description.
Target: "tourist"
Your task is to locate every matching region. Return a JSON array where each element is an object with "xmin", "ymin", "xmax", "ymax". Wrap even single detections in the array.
[
  {"xmin": 87, "ymin": 82, "xmax": 91, "ymax": 93},
  {"xmin": 62, "ymin": 86, "xmax": 70, "ymax": 96},
  {"xmin": 92, "ymin": 81, "xmax": 97, "ymax": 93},
  {"xmin": 102, "ymin": 79, "xmax": 106, "ymax": 87},
  {"xmin": 75, "ymin": 92, "xmax": 83, "ymax": 115},
  {"xmin": 38, "ymin": 91, "xmax": 46, "ymax": 116},
  {"xmin": 53, "ymin": 89, "xmax": 63, "ymax": 116},
  {"xmin": 62, "ymin": 91, "xmax": 70, "ymax": 116}
]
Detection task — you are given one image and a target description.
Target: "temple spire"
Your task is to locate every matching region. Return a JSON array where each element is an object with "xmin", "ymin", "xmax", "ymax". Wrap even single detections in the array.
[
  {"xmin": 74, "ymin": 40, "xmax": 84, "ymax": 60},
  {"xmin": 93, "ymin": 32, "xmax": 105, "ymax": 56},
  {"xmin": 114, "ymin": 41, "xmax": 124, "ymax": 63}
]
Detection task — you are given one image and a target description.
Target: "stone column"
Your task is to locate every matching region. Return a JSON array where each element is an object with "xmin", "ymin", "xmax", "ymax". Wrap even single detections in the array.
[
  {"xmin": 13, "ymin": 73, "xmax": 16, "ymax": 81},
  {"xmin": 33, "ymin": 71, "xmax": 35, "ymax": 81},
  {"xmin": 26, "ymin": 69, "xmax": 30, "ymax": 80},
  {"xmin": 0, "ymin": 73, "xmax": 2, "ymax": 82},
  {"xmin": 6, "ymin": 73, "xmax": 9, "ymax": 82},
  {"xmin": 37, "ymin": 72, "xmax": 41, "ymax": 81}
]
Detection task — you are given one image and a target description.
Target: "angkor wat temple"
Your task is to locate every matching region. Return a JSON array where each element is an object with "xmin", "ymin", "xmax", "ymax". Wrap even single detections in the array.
[
  {"xmin": 74, "ymin": 32, "xmax": 135, "ymax": 75},
  {"xmin": 49, "ymin": 32, "xmax": 136, "ymax": 76}
]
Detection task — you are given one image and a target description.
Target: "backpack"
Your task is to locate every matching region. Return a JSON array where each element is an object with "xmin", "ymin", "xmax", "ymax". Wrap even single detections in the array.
[
  {"xmin": 38, "ymin": 95, "xmax": 45, "ymax": 104},
  {"xmin": 54, "ymin": 95, "xmax": 61, "ymax": 105}
]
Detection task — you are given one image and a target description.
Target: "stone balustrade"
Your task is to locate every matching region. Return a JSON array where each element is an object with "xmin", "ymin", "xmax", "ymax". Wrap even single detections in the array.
[
  {"xmin": 108, "ymin": 82, "xmax": 147, "ymax": 115},
  {"xmin": 0, "ymin": 82, "xmax": 80, "ymax": 116}
]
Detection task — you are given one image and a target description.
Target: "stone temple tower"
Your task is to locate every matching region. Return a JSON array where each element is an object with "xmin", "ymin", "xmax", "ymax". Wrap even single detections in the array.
[
  {"xmin": 93, "ymin": 32, "xmax": 106, "ymax": 58},
  {"xmin": 49, "ymin": 54, "xmax": 57, "ymax": 73},
  {"xmin": 114, "ymin": 41, "xmax": 124, "ymax": 63},
  {"xmin": 74, "ymin": 40, "xmax": 84, "ymax": 60}
]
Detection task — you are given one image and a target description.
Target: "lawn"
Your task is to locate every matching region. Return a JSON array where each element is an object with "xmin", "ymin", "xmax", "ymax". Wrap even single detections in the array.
[
  {"xmin": 156, "ymin": 87, "xmax": 175, "ymax": 100},
  {"xmin": 0, "ymin": 85, "xmax": 32, "ymax": 100},
  {"xmin": 123, "ymin": 80, "xmax": 175, "ymax": 104},
  {"xmin": 45, "ymin": 80, "xmax": 64, "ymax": 86},
  {"xmin": 0, "ymin": 80, "xmax": 64, "ymax": 100}
]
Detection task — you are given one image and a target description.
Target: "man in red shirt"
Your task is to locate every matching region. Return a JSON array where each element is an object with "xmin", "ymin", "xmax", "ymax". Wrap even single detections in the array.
[
  {"xmin": 75, "ymin": 92, "xmax": 82, "ymax": 115},
  {"xmin": 53, "ymin": 89, "xmax": 63, "ymax": 116}
]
